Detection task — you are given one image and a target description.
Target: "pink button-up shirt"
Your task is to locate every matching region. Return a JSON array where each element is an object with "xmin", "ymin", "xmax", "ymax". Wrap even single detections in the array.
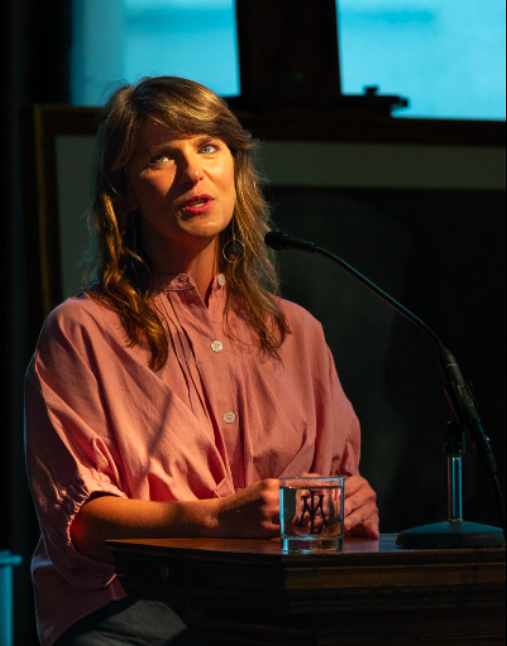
[{"xmin": 25, "ymin": 274, "xmax": 360, "ymax": 646}]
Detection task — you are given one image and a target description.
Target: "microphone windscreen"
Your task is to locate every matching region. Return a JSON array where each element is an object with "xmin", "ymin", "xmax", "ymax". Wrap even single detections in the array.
[{"xmin": 264, "ymin": 231, "xmax": 287, "ymax": 250}]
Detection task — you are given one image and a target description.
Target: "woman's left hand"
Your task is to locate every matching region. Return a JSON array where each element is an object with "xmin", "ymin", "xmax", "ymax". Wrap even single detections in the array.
[
  {"xmin": 344, "ymin": 476, "xmax": 379, "ymax": 539},
  {"xmin": 301, "ymin": 472, "xmax": 379, "ymax": 540}
]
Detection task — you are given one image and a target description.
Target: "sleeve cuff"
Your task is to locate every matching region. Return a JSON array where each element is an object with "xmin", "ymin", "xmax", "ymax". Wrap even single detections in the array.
[{"xmin": 47, "ymin": 470, "xmax": 127, "ymax": 582}]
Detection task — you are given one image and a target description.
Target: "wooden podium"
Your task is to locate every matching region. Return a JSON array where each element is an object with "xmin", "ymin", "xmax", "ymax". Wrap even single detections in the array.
[{"xmin": 107, "ymin": 535, "xmax": 506, "ymax": 646}]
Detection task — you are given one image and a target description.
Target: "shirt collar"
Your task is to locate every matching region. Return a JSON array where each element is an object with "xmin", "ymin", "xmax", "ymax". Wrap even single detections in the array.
[{"xmin": 152, "ymin": 273, "xmax": 227, "ymax": 293}]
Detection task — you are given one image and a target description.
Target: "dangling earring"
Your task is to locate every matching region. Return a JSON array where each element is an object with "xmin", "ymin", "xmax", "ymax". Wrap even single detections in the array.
[{"xmin": 222, "ymin": 219, "xmax": 245, "ymax": 264}]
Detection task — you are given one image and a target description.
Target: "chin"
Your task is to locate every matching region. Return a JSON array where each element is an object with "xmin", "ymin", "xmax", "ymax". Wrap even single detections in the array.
[{"xmin": 182, "ymin": 218, "xmax": 230, "ymax": 239}]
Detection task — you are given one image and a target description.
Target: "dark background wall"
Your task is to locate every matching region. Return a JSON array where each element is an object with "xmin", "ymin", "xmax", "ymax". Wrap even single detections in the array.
[
  {"xmin": 269, "ymin": 188, "xmax": 506, "ymax": 533},
  {"xmin": 3, "ymin": 3, "xmax": 71, "ymax": 645},
  {"xmin": 2, "ymin": 2, "xmax": 505, "ymax": 645}
]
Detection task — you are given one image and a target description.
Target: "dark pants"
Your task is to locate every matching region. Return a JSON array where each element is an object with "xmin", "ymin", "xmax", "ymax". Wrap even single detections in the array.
[{"xmin": 53, "ymin": 598, "xmax": 209, "ymax": 646}]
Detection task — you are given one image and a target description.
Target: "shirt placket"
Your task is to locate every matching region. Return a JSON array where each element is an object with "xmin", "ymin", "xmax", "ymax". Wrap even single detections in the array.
[{"xmin": 178, "ymin": 286, "xmax": 241, "ymax": 484}]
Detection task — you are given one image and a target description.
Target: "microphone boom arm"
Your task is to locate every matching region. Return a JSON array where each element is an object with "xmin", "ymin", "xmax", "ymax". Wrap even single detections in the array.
[
  {"xmin": 265, "ymin": 230, "xmax": 505, "ymax": 538},
  {"xmin": 266, "ymin": 231, "xmax": 443, "ymax": 347}
]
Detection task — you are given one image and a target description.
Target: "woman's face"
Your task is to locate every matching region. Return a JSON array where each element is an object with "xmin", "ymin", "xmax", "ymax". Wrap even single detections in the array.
[{"xmin": 128, "ymin": 116, "xmax": 236, "ymax": 253}]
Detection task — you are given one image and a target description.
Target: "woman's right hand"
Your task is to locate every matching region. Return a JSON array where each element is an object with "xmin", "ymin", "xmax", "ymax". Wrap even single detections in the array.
[
  {"xmin": 212, "ymin": 479, "xmax": 281, "ymax": 539},
  {"xmin": 70, "ymin": 480, "xmax": 282, "ymax": 563}
]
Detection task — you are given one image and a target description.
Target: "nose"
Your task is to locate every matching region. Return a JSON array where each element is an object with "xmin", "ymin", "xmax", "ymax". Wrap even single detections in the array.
[{"xmin": 177, "ymin": 152, "xmax": 204, "ymax": 187}]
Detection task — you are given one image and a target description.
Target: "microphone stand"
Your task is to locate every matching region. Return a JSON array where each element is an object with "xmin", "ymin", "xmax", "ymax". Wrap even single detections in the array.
[{"xmin": 266, "ymin": 231, "xmax": 506, "ymax": 549}]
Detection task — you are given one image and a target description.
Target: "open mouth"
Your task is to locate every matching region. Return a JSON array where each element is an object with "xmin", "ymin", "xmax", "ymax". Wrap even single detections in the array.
[
  {"xmin": 181, "ymin": 195, "xmax": 214, "ymax": 208},
  {"xmin": 180, "ymin": 195, "xmax": 215, "ymax": 215}
]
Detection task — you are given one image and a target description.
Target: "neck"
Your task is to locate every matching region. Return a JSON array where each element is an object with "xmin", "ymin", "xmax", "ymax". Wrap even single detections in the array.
[{"xmin": 144, "ymin": 230, "xmax": 221, "ymax": 302}]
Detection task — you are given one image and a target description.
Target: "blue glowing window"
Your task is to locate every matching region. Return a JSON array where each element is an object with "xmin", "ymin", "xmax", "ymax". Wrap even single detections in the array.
[
  {"xmin": 71, "ymin": 0, "xmax": 506, "ymax": 120},
  {"xmin": 123, "ymin": 0, "xmax": 240, "ymax": 96},
  {"xmin": 71, "ymin": 0, "xmax": 240, "ymax": 105},
  {"xmin": 338, "ymin": 0, "xmax": 507, "ymax": 120}
]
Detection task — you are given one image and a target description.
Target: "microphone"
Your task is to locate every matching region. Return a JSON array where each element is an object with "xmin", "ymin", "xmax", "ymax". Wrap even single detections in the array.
[
  {"xmin": 265, "ymin": 231, "xmax": 317, "ymax": 253},
  {"xmin": 265, "ymin": 229, "xmax": 505, "ymax": 547}
]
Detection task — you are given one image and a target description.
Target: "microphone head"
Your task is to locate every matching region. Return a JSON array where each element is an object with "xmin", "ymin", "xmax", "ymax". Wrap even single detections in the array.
[{"xmin": 265, "ymin": 231, "xmax": 289, "ymax": 250}]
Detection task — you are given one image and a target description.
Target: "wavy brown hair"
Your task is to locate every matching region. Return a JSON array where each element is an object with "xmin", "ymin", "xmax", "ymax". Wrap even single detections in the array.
[{"xmin": 84, "ymin": 76, "xmax": 290, "ymax": 370}]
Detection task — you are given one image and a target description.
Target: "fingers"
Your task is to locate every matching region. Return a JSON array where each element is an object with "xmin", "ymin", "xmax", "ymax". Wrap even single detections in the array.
[
  {"xmin": 258, "ymin": 479, "xmax": 281, "ymax": 529},
  {"xmin": 345, "ymin": 508, "xmax": 380, "ymax": 539},
  {"xmin": 344, "ymin": 475, "xmax": 367, "ymax": 497},
  {"xmin": 344, "ymin": 477, "xmax": 379, "ymax": 539},
  {"xmin": 259, "ymin": 479, "xmax": 281, "ymax": 507},
  {"xmin": 363, "ymin": 518, "xmax": 380, "ymax": 539},
  {"xmin": 219, "ymin": 478, "xmax": 282, "ymax": 539},
  {"xmin": 344, "ymin": 479, "xmax": 376, "ymax": 514}
]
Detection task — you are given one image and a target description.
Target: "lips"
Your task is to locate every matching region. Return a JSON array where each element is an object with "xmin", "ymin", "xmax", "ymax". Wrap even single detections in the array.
[{"xmin": 178, "ymin": 194, "xmax": 215, "ymax": 216}]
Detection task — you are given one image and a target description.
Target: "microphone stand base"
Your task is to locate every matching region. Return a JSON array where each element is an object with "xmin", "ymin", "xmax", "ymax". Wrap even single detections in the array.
[{"xmin": 397, "ymin": 520, "xmax": 506, "ymax": 549}]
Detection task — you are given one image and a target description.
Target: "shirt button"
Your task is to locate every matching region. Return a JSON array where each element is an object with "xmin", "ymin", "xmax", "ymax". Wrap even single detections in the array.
[
  {"xmin": 223, "ymin": 412, "xmax": 236, "ymax": 424},
  {"xmin": 211, "ymin": 340, "xmax": 224, "ymax": 353}
]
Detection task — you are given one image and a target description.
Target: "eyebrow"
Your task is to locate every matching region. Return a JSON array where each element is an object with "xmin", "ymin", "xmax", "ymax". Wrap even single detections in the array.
[{"xmin": 139, "ymin": 135, "xmax": 217, "ymax": 159}]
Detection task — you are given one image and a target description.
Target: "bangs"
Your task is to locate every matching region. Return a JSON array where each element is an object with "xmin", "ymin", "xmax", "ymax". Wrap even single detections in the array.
[
  {"xmin": 129, "ymin": 76, "xmax": 252, "ymax": 154},
  {"xmin": 150, "ymin": 108, "xmax": 228, "ymax": 143}
]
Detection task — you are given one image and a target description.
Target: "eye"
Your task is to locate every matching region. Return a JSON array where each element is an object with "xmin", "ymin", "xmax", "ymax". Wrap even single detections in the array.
[
  {"xmin": 200, "ymin": 143, "xmax": 219, "ymax": 155},
  {"xmin": 149, "ymin": 153, "xmax": 171, "ymax": 166}
]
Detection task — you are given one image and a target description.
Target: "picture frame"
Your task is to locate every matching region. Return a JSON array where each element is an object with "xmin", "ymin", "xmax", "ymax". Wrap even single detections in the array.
[{"xmin": 32, "ymin": 105, "xmax": 100, "ymax": 316}]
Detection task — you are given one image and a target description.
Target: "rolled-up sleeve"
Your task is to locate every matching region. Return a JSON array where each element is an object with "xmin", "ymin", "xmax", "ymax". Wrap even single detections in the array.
[{"xmin": 24, "ymin": 306, "xmax": 127, "ymax": 591}]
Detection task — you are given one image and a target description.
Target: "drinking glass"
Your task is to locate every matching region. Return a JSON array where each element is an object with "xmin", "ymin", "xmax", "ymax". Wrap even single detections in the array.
[{"xmin": 279, "ymin": 476, "xmax": 345, "ymax": 553}]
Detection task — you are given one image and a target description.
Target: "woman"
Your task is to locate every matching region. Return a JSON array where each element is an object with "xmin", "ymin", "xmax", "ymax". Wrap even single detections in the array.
[{"xmin": 25, "ymin": 76, "xmax": 379, "ymax": 646}]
